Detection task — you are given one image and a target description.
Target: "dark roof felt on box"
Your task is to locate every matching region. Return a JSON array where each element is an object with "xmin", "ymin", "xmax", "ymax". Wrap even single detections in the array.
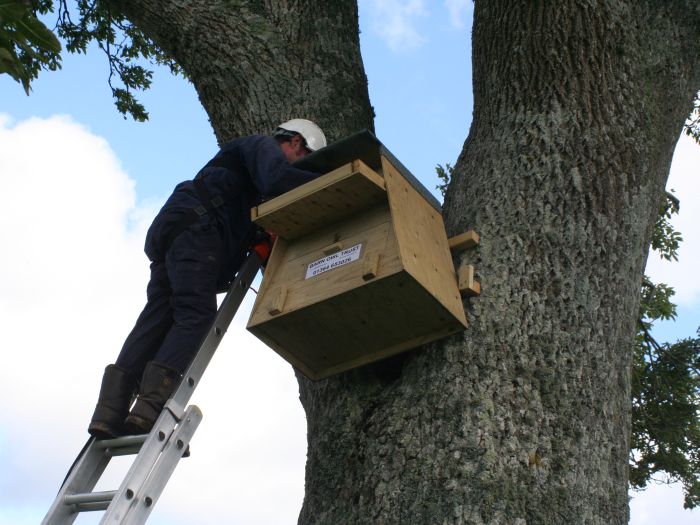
[{"xmin": 293, "ymin": 129, "xmax": 442, "ymax": 212}]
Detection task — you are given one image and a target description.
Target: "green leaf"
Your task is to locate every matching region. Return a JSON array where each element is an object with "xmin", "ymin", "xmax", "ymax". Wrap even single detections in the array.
[
  {"xmin": 435, "ymin": 163, "xmax": 453, "ymax": 200},
  {"xmin": 15, "ymin": 15, "xmax": 61, "ymax": 54},
  {"xmin": 0, "ymin": 44, "xmax": 17, "ymax": 68},
  {"xmin": 0, "ymin": 45, "xmax": 30, "ymax": 92},
  {"xmin": 0, "ymin": 2, "xmax": 29, "ymax": 24},
  {"xmin": 684, "ymin": 94, "xmax": 700, "ymax": 146}
]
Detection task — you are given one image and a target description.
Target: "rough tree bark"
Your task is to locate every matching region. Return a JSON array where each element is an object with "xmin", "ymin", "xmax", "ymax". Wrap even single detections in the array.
[
  {"xmin": 295, "ymin": 3, "xmax": 699, "ymax": 524},
  {"xmin": 107, "ymin": 1, "xmax": 700, "ymax": 523}
]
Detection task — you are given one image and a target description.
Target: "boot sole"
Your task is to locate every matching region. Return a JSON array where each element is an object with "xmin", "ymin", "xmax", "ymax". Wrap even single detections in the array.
[
  {"xmin": 124, "ymin": 415, "xmax": 152, "ymax": 436},
  {"xmin": 88, "ymin": 421, "xmax": 122, "ymax": 440}
]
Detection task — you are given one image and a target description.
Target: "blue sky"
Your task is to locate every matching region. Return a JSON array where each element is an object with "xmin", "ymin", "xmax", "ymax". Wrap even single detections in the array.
[{"xmin": 0, "ymin": 1, "xmax": 698, "ymax": 524}]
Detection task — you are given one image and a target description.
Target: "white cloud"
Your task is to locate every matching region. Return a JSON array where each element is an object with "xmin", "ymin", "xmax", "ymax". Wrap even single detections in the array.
[
  {"xmin": 444, "ymin": 0, "xmax": 471, "ymax": 28},
  {"xmin": 363, "ymin": 0, "xmax": 428, "ymax": 51},
  {"xmin": 645, "ymin": 132, "xmax": 700, "ymax": 306},
  {"xmin": 0, "ymin": 115, "xmax": 306, "ymax": 525},
  {"xmin": 630, "ymin": 482, "xmax": 698, "ymax": 525},
  {"xmin": 0, "ymin": 115, "xmax": 144, "ymax": 514}
]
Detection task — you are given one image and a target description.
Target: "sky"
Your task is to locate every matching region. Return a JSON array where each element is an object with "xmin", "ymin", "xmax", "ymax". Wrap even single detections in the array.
[{"xmin": 0, "ymin": 1, "xmax": 698, "ymax": 524}]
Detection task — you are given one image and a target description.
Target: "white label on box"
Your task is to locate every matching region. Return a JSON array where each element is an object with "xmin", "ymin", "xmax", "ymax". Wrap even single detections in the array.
[{"xmin": 305, "ymin": 243, "xmax": 363, "ymax": 280}]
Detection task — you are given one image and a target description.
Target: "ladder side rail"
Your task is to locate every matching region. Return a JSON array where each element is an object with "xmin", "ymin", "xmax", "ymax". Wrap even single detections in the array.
[
  {"xmin": 119, "ymin": 406, "xmax": 203, "ymax": 525},
  {"xmin": 98, "ymin": 411, "xmax": 180, "ymax": 523},
  {"xmin": 42, "ymin": 435, "xmax": 150, "ymax": 524},
  {"xmin": 41, "ymin": 439, "xmax": 110, "ymax": 525},
  {"xmin": 166, "ymin": 252, "xmax": 262, "ymax": 418}
]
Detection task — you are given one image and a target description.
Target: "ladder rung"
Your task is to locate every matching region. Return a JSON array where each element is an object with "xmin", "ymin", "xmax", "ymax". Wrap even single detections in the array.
[
  {"xmin": 71, "ymin": 501, "xmax": 112, "ymax": 512},
  {"xmin": 64, "ymin": 490, "xmax": 116, "ymax": 506},
  {"xmin": 94, "ymin": 434, "xmax": 148, "ymax": 450},
  {"xmin": 106, "ymin": 445, "xmax": 143, "ymax": 457}
]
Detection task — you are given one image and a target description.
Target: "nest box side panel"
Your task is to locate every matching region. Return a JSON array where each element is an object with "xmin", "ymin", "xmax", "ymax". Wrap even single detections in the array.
[
  {"xmin": 247, "ymin": 204, "xmax": 403, "ymax": 328},
  {"xmin": 381, "ymin": 156, "xmax": 467, "ymax": 328}
]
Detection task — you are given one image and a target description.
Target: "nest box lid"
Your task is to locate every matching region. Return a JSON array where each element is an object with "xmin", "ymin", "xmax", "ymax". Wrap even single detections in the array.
[{"xmin": 293, "ymin": 129, "xmax": 442, "ymax": 213}]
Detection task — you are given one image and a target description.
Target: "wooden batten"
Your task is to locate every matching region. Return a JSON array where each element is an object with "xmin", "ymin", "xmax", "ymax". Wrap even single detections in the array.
[
  {"xmin": 457, "ymin": 264, "xmax": 481, "ymax": 297},
  {"xmin": 267, "ymin": 286, "xmax": 288, "ymax": 316},
  {"xmin": 448, "ymin": 230, "xmax": 480, "ymax": 252},
  {"xmin": 362, "ymin": 253, "xmax": 380, "ymax": 281}
]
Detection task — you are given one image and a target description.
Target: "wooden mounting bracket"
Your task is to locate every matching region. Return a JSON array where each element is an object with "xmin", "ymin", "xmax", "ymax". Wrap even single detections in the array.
[
  {"xmin": 448, "ymin": 230, "xmax": 480, "ymax": 252},
  {"xmin": 457, "ymin": 264, "xmax": 481, "ymax": 297},
  {"xmin": 362, "ymin": 253, "xmax": 380, "ymax": 281},
  {"xmin": 267, "ymin": 286, "xmax": 288, "ymax": 315}
]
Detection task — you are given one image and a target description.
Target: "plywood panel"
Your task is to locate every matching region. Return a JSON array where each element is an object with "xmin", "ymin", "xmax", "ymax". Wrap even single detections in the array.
[
  {"xmin": 248, "ymin": 204, "xmax": 403, "ymax": 328},
  {"xmin": 252, "ymin": 160, "xmax": 386, "ymax": 240},
  {"xmin": 248, "ymin": 272, "xmax": 466, "ymax": 379},
  {"xmin": 381, "ymin": 156, "xmax": 467, "ymax": 328},
  {"xmin": 280, "ymin": 204, "xmax": 391, "ymax": 263}
]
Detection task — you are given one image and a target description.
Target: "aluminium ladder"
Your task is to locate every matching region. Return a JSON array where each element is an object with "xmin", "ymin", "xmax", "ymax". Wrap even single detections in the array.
[{"xmin": 41, "ymin": 252, "xmax": 262, "ymax": 525}]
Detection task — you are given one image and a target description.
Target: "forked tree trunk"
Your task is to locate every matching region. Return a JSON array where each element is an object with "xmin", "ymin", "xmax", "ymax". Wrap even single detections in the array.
[
  {"xmin": 294, "ymin": 3, "xmax": 699, "ymax": 524},
  {"xmin": 110, "ymin": 1, "xmax": 700, "ymax": 523}
]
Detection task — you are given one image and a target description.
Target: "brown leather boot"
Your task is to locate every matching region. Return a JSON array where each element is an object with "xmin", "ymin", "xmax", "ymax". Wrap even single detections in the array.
[
  {"xmin": 88, "ymin": 364, "xmax": 138, "ymax": 439},
  {"xmin": 124, "ymin": 361, "xmax": 181, "ymax": 435}
]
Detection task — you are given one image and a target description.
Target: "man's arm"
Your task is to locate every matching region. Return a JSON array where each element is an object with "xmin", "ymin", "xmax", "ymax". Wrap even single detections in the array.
[{"xmin": 241, "ymin": 136, "xmax": 321, "ymax": 198}]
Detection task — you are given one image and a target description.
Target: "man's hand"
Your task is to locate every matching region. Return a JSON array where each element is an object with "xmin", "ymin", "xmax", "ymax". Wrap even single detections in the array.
[{"xmin": 251, "ymin": 229, "xmax": 277, "ymax": 264}]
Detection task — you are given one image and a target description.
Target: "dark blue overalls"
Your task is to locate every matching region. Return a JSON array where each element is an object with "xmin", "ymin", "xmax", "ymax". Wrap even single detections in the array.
[{"xmin": 114, "ymin": 135, "xmax": 320, "ymax": 375}]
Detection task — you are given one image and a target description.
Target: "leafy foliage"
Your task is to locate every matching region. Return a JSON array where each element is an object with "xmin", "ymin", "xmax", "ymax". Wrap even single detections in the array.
[
  {"xmin": 650, "ymin": 191, "xmax": 682, "ymax": 261},
  {"xmin": 55, "ymin": 0, "xmax": 181, "ymax": 121},
  {"xmin": 0, "ymin": 0, "xmax": 61, "ymax": 93},
  {"xmin": 631, "ymin": 192, "xmax": 700, "ymax": 509},
  {"xmin": 1, "ymin": 0, "xmax": 180, "ymax": 120},
  {"xmin": 631, "ymin": 330, "xmax": 700, "ymax": 508},
  {"xmin": 436, "ymin": 166, "xmax": 700, "ymax": 509},
  {"xmin": 685, "ymin": 93, "xmax": 700, "ymax": 145},
  {"xmin": 435, "ymin": 163, "xmax": 453, "ymax": 199}
]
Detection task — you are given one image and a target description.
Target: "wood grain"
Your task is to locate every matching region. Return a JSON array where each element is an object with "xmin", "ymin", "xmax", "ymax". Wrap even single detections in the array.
[
  {"xmin": 448, "ymin": 230, "xmax": 481, "ymax": 251},
  {"xmin": 252, "ymin": 160, "xmax": 387, "ymax": 240},
  {"xmin": 381, "ymin": 156, "xmax": 467, "ymax": 327}
]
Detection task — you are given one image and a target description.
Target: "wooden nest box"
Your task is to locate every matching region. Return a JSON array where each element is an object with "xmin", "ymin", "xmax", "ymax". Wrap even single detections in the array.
[{"xmin": 247, "ymin": 131, "xmax": 467, "ymax": 380}]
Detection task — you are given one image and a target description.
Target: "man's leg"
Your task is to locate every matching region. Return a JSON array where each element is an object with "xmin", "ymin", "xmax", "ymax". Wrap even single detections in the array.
[
  {"xmin": 89, "ymin": 260, "xmax": 173, "ymax": 438},
  {"xmin": 156, "ymin": 219, "xmax": 221, "ymax": 370},
  {"xmin": 125, "ymin": 220, "xmax": 221, "ymax": 434},
  {"xmin": 115, "ymin": 261, "xmax": 174, "ymax": 375}
]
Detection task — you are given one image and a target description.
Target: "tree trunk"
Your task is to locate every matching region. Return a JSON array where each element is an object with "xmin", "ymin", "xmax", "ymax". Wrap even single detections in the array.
[
  {"xmin": 295, "ymin": 2, "xmax": 700, "ymax": 525},
  {"xmin": 112, "ymin": 1, "xmax": 700, "ymax": 523}
]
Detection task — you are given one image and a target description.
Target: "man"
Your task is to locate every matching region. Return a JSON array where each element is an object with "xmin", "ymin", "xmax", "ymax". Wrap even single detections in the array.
[{"xmin": 88, "ymin": 119, "xmax": 327, "ymax": 439}]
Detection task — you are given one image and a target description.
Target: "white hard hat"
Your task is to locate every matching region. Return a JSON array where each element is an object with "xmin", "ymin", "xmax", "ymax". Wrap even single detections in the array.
[{"xmin": 275, "ymin": 118, "xmax": 327, "ymax": 151}]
